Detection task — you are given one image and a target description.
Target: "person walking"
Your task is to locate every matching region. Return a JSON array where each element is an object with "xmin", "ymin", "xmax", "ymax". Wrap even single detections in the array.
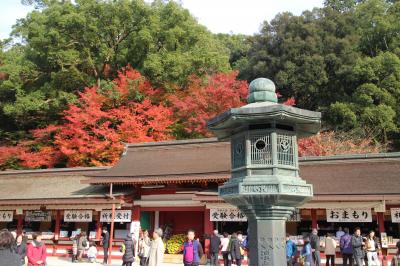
[
  {"xmin": 221, "ymin": 232, "xmax": 231, "ymax": 266},
  {"xmin": 15, "ymin": 234, "xmax": 27, "ymax": 266},
  {"xmin": 77, "ymin": 232, "xmax": 88, "ymax": 261},
  {"xmin": 102, "ymin": 228, "xmax": 110, "ymax": 265},
  {"xmin": 340, "ymin": 228, "xmax": 354, "ymax": 266},
  {"xmin": 27, "ymin": 233, "xmax": 47, "ymax": 266},
  {"xmin": 183, "ymin": 229, "xmax": 204, "ymax": 266},
  {"xmin": 366, "ymin": 230, "xmax": 381, "ymax": 266},
  {"xmin": 325, "ymin": 233, "xmax": 337, "ymax": 266},
  {"xmin": 139, "ymin": 230, "xmax": 151, "ymax": 266},
  {"xmin": 286, "ymin": 234, "xmax": 297, "ymax": 266},
  {"xmin": 229, "ymin": 233, "xmax": 242, "ymax": 266},
  {"xmin": 210, "ymin": 230, "xmax": 221, "ymax": 266},
  {"xmin": 0, "ymin": 230, "xmax": 21, "ymax": 266},
  {"xmin": 301, "ymin": 236, "xmax": 314, "ymax": 266},
  {"xmin": 352, "ymin": 227, "xmax": 365, "ymax": 266},
  {"xmin": 122, "ymin": 233, "xmax": 136, "ymax": 266},
  {"xmin": 147, "ymin": 228, "xmax": 164, "ymax": 266},
  {"xmin": 390, "ymin": 243, "xmax": 400, "ymax": 266},
  {"xmin": 310, "ymin": 228, "xmax": 321, "ymax": 266}
]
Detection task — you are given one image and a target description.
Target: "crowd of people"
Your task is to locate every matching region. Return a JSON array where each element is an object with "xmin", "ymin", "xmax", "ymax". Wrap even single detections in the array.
[
  {"xmin": 2, "ymin": 226, "xmax": 400, "ymax": 266},
  {"xmin": 287, "ymin": 227, "xmax": 400, "ymax": 266},
  {"xmin": 0, "ymin": 229, "xmax": 46, "ymax": 266}
]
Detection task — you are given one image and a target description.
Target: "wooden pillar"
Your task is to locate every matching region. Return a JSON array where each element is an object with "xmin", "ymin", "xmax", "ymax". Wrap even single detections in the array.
[
  {"xmin": 95, "ymin": 211, "xmax": 102, "ymax": 240},
  {"xmin": 16, "ymin": 214, "xmax": 23, "ymax": 235},
  {"xmin": 54, "ymin": 210, "xmax": 61, "ymax": 241},
  {"xmin": 203, "ymin": 208, "xmax": 213, "ymax": 259},
  {"xmin": 133, "ymin": 206, "xmax": 141, "ymax": 222},
  {"xmin": 311, "ymin": 209, "xmax": 318, "ymax": 229},
  {"xmin": 108, "ymin": 204, "xmax": 116, "ymax": 264},
  {"xmin": 377, "ymin": 212, "xmax": 385, "ymax": 234}
]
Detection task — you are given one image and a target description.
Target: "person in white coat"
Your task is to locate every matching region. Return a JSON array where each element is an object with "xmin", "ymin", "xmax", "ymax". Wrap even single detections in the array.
[
  {"xmin": 324, "ymin": 233, "xmax": 337, "ymax": 266},
  {"xmin": 147, "ymin": 228, "xmax": 164, "ymax": 266}
]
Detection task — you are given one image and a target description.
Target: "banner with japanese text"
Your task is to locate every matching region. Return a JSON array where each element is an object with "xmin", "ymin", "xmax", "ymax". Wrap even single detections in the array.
[
  {"xmin": 25, "ymin": 210, "xmax": 52, "ymax": 222},
  {"xmin": 100, "ymin": 210, "xmax": 132, "ymax": 222},
  {"xmin": 210, "ymin": 208, "xmax": 247, "ymax": 222},
  {"xmin": 391, "ymin": 208, "xmax": 400, "ymax": 223},
  {"xmin": 64, "ymin": 210, "xmax": 93, "ymax": 222},
  {"xmin": 0, "ymin": 211, "xmax": 13, "ymax": 222},
  {"xmin": 326, "ymin": 208, "xmax": 372, "ymax": 222}
]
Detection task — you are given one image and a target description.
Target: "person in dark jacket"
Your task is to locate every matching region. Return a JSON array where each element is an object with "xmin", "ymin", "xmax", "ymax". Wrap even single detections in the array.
[
  {"xmin": 102, "ymin": 228, "xmax": 110, "ymax": 265},
  {"xmin": 230, "ymin": 233, "xmax": 242, "ymax": 266},
  {"xmin": 352, "ymin": 227, "xmax": 365, "ymax": 266},
  {"xmin": 340, "ymin": 228, "xmax": 353, "ymax": 266},
  {"xmin": 15, "ymin": 235, "xmax": 26, "ymax": 266},
  {"xmin": 122, "ymin": 233, "xmax": 136, "ymax": 266},
  {"xmin": 0, "ymin": 230, "xmax": 21, "ymax": 266},
  {"xmin": 210, "ymin": 230, "xmax": 221, "ymax": 266},
  {"xmin": 310, "ymin": 228, "xmax": 321, "ymax": 266}
]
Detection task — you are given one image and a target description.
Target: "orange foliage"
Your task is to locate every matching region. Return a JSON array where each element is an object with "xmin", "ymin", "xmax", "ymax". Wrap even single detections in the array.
[
  {"xmin": 298, "ymin": 131, "xmax": 384, "ymax": 157},
  {"xmin": 169, "ymin": 71, "xmax": 248, "ymax": 137}
]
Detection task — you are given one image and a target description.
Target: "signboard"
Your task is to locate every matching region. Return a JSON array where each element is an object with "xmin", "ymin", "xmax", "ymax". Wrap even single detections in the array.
[
  {"xmin": 64, "ymin": 210, "xmax": 92, "ymax": 222},
  {"xmin": 326, "ymin": 208, "xmax": 372, "ymax": 223},
  {"xmin": 288, "ymin": 209, "xmax": 301, "ymax": 222},
  {"xmin": 210, "ymin": 208, "xmax": 247, "ymax": 222},
  {"xmin": 25, "ymin": 211, "xmax": 51, "ymax": 222},
  {"xmin": 0, "ymin": 211, "xmax": 13, "ymax": 222},
  {"xmin": 391, "ymin": 208, "xmax": 400, "ymax": 223},
  {"xmin": 100, "ymin": 210, "xmax": 132, "ymax": 223}
]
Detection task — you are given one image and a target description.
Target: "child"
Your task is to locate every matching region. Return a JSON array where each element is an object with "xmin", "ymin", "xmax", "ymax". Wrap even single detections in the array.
[{"xmin": 87, "ymin": 243, "xmax": 98, "ymax": 263}]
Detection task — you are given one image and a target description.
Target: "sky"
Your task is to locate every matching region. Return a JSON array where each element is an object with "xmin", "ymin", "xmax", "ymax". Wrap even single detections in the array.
[{"xmin": 0, "ymin": 0, "xmax": 324, "ymax": 39}]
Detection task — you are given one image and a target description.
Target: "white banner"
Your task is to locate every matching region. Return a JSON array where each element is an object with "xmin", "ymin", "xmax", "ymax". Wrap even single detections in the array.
[
  {"xmin": 210, "ymin": 208, "xmax": 247, "ymax": 222},
  {"xmin": 0, "ymin": 211, "xmax": 13, "ymax": 222},
  {"xmin": 25, "ymin": 211, "xmax": 51, "ymax": 222},
  {"xmin": 64, "ymin": 210, "xmax": 93, "ymax": 222},
  {"xmin": 326, "ymin": 208, "xmax": 372, "ymax": 222},
  {"xmin": 100, "ymin": 210, "xmax": 132, "ymax": 222},
  {"xmin": 391, "ymin": 208, "xmax": 400, "ymax": 223}
]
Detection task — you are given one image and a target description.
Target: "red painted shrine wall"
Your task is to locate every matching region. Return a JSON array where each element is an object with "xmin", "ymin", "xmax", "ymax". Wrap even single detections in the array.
[{"xmin": 159, "ymin": 211, "xmax": 204, "ymax": 235}]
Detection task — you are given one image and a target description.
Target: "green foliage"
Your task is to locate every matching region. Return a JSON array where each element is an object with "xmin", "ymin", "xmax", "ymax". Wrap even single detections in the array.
[
  {"xmin": 1, "ymin": 0, "xmax": 231, "ymax": 141},
  {"xmin": 240, "ymin": 0, "xmax": 400, "ymax": 145}
]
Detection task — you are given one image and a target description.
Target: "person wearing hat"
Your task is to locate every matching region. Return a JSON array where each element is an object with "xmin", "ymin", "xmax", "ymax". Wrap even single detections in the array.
[{"xmin": 147, "ymin": 228, "xmax": 164, "ymax": 266}]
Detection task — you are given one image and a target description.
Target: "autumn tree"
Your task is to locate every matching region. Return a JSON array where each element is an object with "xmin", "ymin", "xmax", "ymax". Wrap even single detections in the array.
[
  {"xmin": 0, "ymin": 67, "xmax": 174, "ymax": 169},
  {"xmin": 0, "ymin": 0, "xmax": 230, "ymax": 142},
  {"xmin": 169, "ymin": 72, "xmax": 248, "ymax": 138}
]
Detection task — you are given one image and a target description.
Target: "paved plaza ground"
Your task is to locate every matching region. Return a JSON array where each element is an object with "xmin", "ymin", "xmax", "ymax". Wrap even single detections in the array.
[{"xmin": 46, "ymin": 257, "xmax": 178, "ymax": 266}]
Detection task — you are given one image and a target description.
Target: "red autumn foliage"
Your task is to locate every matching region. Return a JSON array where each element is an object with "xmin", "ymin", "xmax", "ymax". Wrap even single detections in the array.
[
  {"xmin": 0, "ymin": 67, "xmax": 386, "ymax": 170},
  {"xmin": 298, "ymin": 131, "xmax": 384, "ymax": 157},
  {"xmin": 0, "ymin": 67, "xmax": 174, "ymax": 169},
  {"xmin": 169, "ymin": 71, "xmax": 248, "ymax": 137}
]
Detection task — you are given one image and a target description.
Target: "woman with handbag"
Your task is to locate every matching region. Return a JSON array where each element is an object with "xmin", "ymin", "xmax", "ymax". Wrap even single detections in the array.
[{"xmin": 139, "ymin": 230, "xmax": 151, "ymax": 266}]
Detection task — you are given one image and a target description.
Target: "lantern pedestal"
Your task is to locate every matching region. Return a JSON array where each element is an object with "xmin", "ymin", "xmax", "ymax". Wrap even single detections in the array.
[{"xmin": 208, "ymin": 78, "xmax": 321, "ymax": 266}]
